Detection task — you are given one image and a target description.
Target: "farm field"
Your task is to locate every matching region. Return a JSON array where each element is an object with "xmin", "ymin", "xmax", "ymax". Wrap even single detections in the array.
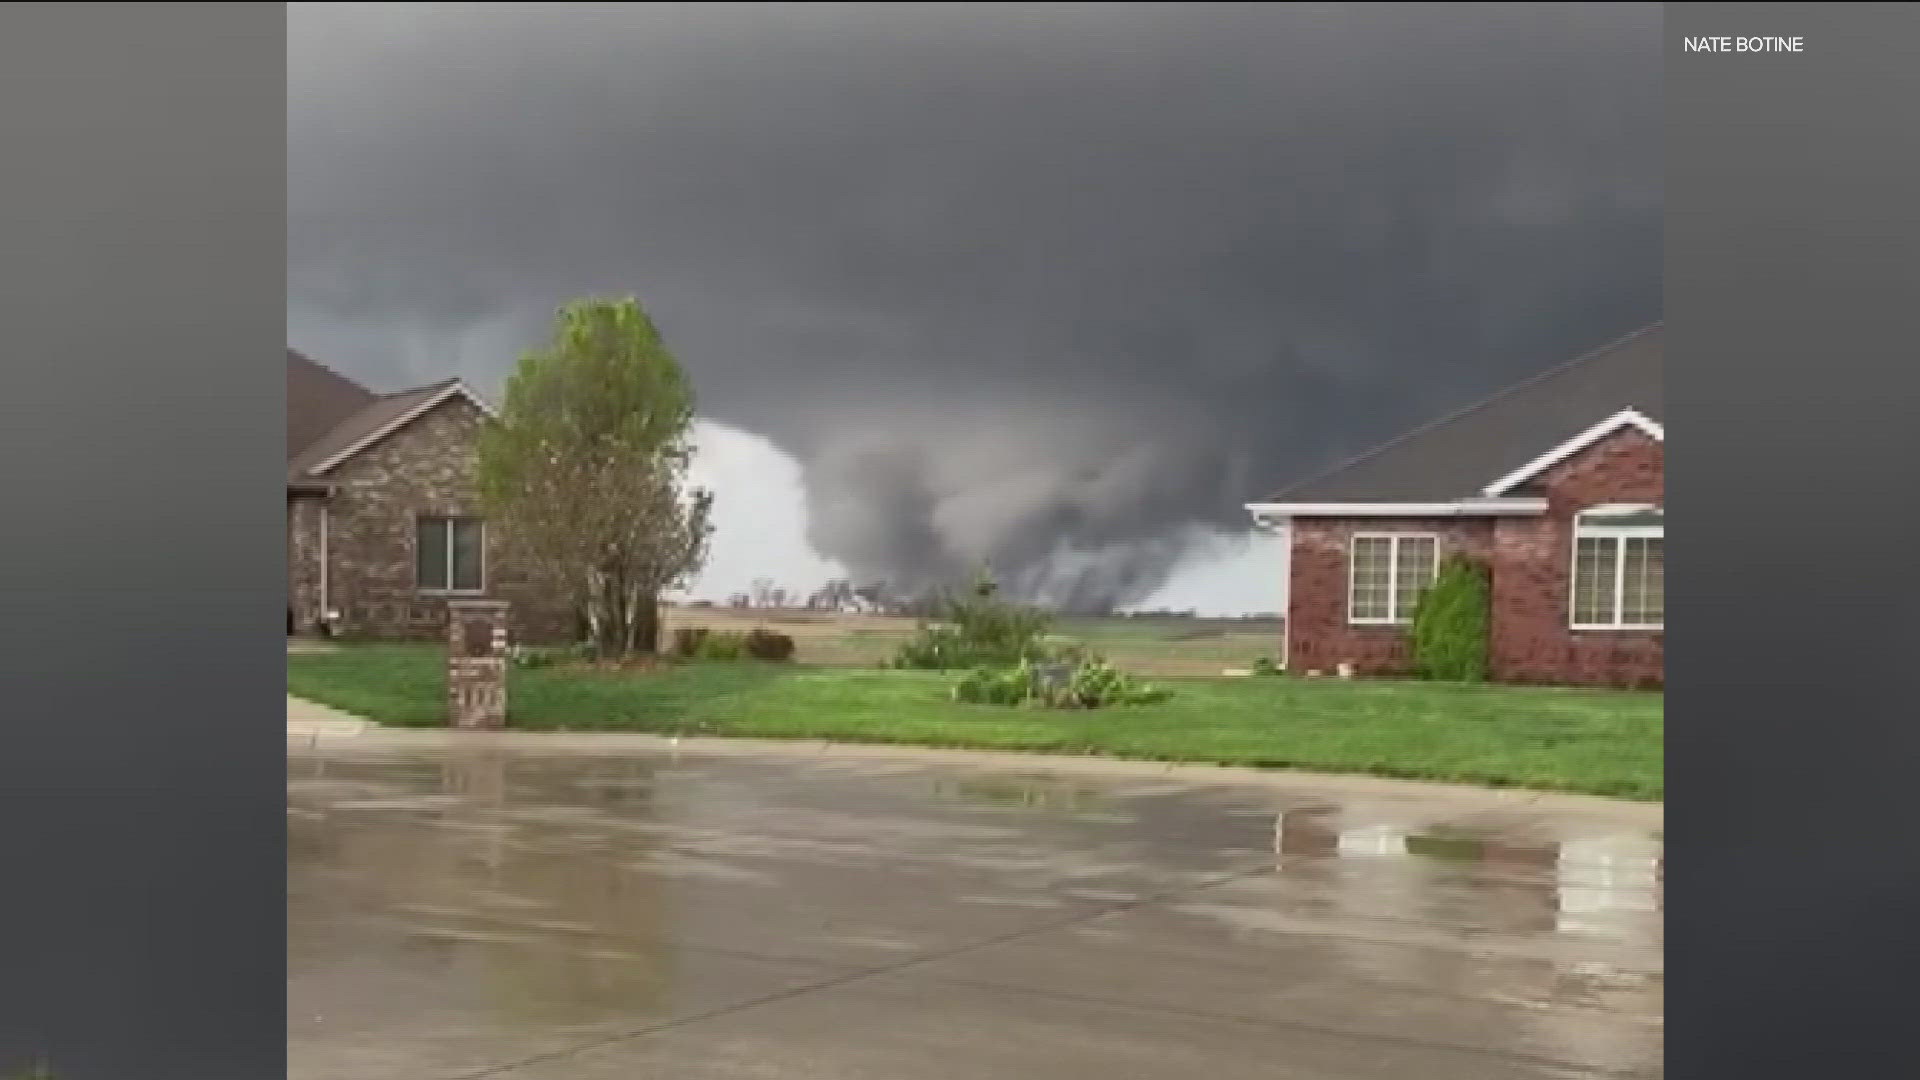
[{"xmin": 663, "ymin": 606, "xmax": 1285, "ymax": 676}]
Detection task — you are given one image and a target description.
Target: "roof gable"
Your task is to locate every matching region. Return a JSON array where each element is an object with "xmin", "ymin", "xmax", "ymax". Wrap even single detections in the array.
[
  {"xmin": 1481, "ymin": 408, "xmax": 1663, "ymax": 496},
  {"xmin": 1263, "ymin": 323, "xmax": 1663, "ymax": 504},
  {"xmin": 288, "ymin": 378, "xmax": 496, "ymax": 480}
]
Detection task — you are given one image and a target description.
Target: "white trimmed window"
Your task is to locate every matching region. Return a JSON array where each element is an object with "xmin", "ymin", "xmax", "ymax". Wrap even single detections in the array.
[
  {"xmin": 416, "ymin": 515, "xmax": 485, "ymax": 593},
  {"xmin": 1571, "ymin": 505, "xmax": 1662, "ymax": 629},
  {"xmin": 1348, "ymin": 533, "xmax": 1439, "ymax": 625}
]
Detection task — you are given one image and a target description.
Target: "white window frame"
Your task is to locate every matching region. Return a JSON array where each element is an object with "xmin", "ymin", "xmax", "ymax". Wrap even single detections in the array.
[
  {"xmin": 1347, "ymin": 532, "xmax": 1440, "ymax": 626},
  {"xmin": 1569, "ymin": 504, "xmax": 1662, "ymax": 631},
  {"xmin": 416, "ymin": 514, "xmax": 487, "ymax": 595}
]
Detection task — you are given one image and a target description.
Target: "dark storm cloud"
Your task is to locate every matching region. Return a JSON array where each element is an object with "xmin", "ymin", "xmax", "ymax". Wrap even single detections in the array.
[{"xmin": 289, "ymin": 2, "xmax": 1661, "ymax": 609}]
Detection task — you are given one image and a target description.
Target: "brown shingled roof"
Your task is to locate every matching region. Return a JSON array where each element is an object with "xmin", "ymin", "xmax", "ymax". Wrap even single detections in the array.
[
  {"xmin": 287, "ymin": 378, "xmax": 460, "ymax": 481},
  {"xmin": 288, "ymin": 348, "xmax": 377, "ymax": 462}
]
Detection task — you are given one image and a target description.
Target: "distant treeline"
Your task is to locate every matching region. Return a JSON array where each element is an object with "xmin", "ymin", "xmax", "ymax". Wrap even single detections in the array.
[{"xmin": 679, "ymin": 578, "xmax": 1277, "ymax": 621}]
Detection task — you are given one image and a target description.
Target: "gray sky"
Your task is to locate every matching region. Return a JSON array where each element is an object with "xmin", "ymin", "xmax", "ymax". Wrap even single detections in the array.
[{"xmin": 289, "ymin": 3, "xmax": 1661, "ymax": 613}]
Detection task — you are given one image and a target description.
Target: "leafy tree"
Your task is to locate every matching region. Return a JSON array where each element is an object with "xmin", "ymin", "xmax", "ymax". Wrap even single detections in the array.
[
  {"xmin": 479, "ymin": 297, "xmax": 713, "ymax": 657},
  {"xmin": 1408, "ymin": 554, "xmax": 1491, "ymax": 682}
]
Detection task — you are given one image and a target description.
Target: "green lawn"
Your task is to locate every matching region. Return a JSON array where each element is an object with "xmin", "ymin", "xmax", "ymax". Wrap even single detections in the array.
[{"xmin": 288, "ymin": 645, "xmax": 1663, "ymax": 800}]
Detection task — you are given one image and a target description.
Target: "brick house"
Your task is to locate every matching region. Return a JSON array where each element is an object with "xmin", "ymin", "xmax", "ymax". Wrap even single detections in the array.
[
  {"xmin": 287, "ymin": 349, "xmax": 573, "ymax": 644},
  {"xmin": 1247, "ymin": 325, "xmax": 1662, "ymax": 688}
]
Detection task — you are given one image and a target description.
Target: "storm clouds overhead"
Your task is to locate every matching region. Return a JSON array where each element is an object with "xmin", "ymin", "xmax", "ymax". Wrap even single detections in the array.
[{"xmin": 289, "ymin": 3, "xmax": 1661, "ymax": 610}]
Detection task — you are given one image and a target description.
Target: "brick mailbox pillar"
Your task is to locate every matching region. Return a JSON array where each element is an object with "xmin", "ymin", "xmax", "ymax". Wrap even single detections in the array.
[{"xmin": 447, "ymin": 599, "xmax": 510, "ymax": 730}]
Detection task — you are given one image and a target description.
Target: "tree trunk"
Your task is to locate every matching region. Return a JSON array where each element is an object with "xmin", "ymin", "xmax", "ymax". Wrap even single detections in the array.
[{"xmin": 634, "ymin": 591, "xmax": 661, "ymax": 654}]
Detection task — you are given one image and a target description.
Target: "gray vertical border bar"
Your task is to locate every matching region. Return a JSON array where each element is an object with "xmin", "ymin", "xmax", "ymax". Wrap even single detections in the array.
[
  {"xmin": 1669, "ymin": 5, "xmax": 1920, "ymax": 1075},
  {"xmin": 0, "ymin": 4, "xmax": 287, "ymax": 1077}
]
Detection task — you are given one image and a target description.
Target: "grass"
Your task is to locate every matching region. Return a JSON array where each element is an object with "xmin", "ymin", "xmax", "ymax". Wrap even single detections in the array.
[{"xmin": 289, "ymin": 644, "xmax": 1663, "ymax": 800}]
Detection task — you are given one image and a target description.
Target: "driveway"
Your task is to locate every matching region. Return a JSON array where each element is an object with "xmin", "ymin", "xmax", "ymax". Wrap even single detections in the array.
[{"xmin": 288, "ymin": 732, "xmax": 1662, "ymax": 1079}]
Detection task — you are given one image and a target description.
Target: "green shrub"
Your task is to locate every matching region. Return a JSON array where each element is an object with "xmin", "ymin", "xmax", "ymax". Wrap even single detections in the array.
[
  {"xmin": 509, "ymin": 642, "xmax": 593, "ymax": 669},
  {"xmin": 743, "ymin": 627, "xmax": 796, "ymax": 662},
  {"xmin": 670, "ymin": 626, "xmax": 710, "ymax": 658},
  {"xmin": 1251, "ymin": 655, "xmax": 1286, "ymax": 677},
  {"xmin": 952, "ymin": 656, "xmax": 1170, "ymax": 709},
  {"xmin": 695, "ymin": 631, "xmax": 747, "ymax": 661},
  {"xmin": 891, "ymin": 571, "xmax": 1058, "ymax": 670},
  {"xmin": 671, "ymin": 626, "xmax": 794, "ymax": 662},
  {"xmin": 1409, "ymin": 554, "xmax": 1491, "ymax": 682}
]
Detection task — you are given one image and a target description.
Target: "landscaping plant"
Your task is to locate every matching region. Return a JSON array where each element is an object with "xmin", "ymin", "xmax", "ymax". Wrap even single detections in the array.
[
  {"xmin": 670, "ymin": 625, "xmax": 710, "ymax": 659},
  {"xmin": 1409, "ymin": 554, "xmax": 1492, "ymax": 682},
  {"xmin": 743, "ymin": 627, "xmax": 797, "ymax": 662},
  {"xmin": 670, "ymin": 626, "xmax": 796, "ymax": 662},
  {"xmin": 890, "ymin": 570, "xmax": 1063, "ymax": 670},
  {"xmin": 952, "ymin": 656, "xmax": 1170, "ymax": 709},
  {"xmin": 509, "ymin": 642, "xmax": 595, "ymax": 670}
]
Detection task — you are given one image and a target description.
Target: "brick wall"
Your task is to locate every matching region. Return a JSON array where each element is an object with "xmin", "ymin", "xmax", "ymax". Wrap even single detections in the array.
[
  {"xmin": 310, "ymin": 395, "xmax": 575, "ymax": 645},
  {"xmin": 1491, "ymin": 427, "xmax": 1662, "ymax": 688},
  {"xmin": 1285, "ymin": 517, "xmax": 1495, "ymax": 676},
  {"xmin": 1283, "ymin": 426, "xmax": 1662, "ymax": 688}
]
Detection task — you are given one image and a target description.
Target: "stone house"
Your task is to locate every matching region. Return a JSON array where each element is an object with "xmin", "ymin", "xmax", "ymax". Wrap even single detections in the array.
[
  {"xmin": 1248, "ymin": 324, "xmax": 1663, "ymax": 688},
  {"xmin": 287, "ymin": 349, "xmax": 573, "ymax": 644}
]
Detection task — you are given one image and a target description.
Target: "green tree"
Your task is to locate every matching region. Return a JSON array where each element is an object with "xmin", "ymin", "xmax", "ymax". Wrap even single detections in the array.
[{"xmin": 479, "ymin": 297, "xmax": 713, "ymax": 656}]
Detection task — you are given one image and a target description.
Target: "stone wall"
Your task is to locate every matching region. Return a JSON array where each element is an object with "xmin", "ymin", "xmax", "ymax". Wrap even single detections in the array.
[
  {"xmin": 288, "ymin": 495, "xmax": 324, "ymax": 635},
  {"xmin": 447, "ymin": 599, "xmax": 509, "ymax": 729},
  {"xmin": 306, "ymin": 394, "xmax": 575, "ymax": 644},
  {"xmin": 1283, "ymin": 426, "xmax": 1663, "ymax": 688}
]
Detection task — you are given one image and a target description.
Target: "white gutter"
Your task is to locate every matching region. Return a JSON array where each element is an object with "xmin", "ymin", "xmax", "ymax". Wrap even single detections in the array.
[{"xmin": 1245, "ymin": 498, "xmax": 1548, "ymax": 527}]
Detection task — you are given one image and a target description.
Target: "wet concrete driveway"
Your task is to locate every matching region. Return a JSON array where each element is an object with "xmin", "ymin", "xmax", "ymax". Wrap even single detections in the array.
[{"xmin": 288, "ymin": 734, "xmax": 1662, "ymax": 1079}]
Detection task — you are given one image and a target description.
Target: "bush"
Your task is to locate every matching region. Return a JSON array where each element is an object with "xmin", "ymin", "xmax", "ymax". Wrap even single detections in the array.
[
  {"xmin": 952, "ymin": 656, "xmax": 1170, "ymax": 709},
  {"xmin": 509, "ymin": 643, "xmax": 594, "ymax": 669},
  {"xmin": 1409, "ymin": 554, "xmax": 1491, "ymax": 682},
  {"xmin": 670, "ymin": 626, "xmax": 710, "ymax": 658},
  {"xmin": 670, "ymin": 625, "xmax": 794, "ymax": 662},
  {"xmin": 744, "ymin": 627, "xmax": 796, "ymax": 662},
  {"xmin": 891, "ymin": 571, "xmax": 1059, "ymax": 670},
  {"xmin": 696, "ymin": 631, "xmax": 747, "ymax": 661},
  {"xmin": 1251, "ymin": 655, "xmax": 1286, "ymax": 677}
]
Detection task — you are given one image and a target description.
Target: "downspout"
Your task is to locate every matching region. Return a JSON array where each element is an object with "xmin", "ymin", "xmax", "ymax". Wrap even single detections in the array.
[
  {"xmin": 1248, "ymin": 507, "xmax": 1290, "ymax": 670},
  {"xmin": 318, "ymin": 501, "xmax": 330, "ymax": 634}
]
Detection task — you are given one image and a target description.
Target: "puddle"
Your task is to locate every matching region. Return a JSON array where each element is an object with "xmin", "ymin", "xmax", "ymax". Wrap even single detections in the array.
[{"xmin": 929, "ymin": 773, "xmax": 1113, "ymax": 814}]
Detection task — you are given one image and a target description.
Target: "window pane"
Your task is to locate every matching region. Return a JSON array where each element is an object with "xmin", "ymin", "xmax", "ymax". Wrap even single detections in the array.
[
  {"xmin": 1621, "ymin": 536, "xmax": 1663, "ymax": 624},
  {"xmin": 1351, "ymin": 538, "xmax": 1392, "ymax": 620},
  {"xmin": 451, "ymin": 518, "xmax": 484, "ymax": 591},
  {"xmin": 416, "ymin": 517, "xmax": 449, "ymax": 591},
  {"xmin": 1573, "ymin": 536, "xmax": 1616, "ymax": 624},
  {"xmin": 1393, "ymin": 537, "xmax": 1438, "ymax": 621}
]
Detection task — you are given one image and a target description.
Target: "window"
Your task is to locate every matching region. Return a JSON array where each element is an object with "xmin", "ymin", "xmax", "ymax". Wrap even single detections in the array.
[
  {"xmin": 417, "ymin": 515, "xmax": 484, "ymax": 593},
  {"xmin": 1348, "ymin": 533, "xmax": 1438, "ymax": 624},
  {"xmin": 1571, "ymin": 505, "xmax": 1662, "ymax": 629}
]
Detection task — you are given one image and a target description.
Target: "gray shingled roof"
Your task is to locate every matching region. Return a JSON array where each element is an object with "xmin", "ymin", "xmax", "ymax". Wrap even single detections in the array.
[{"xmin": 1266, "ymin": 324, "xmax": 1663, "ymax": 502}]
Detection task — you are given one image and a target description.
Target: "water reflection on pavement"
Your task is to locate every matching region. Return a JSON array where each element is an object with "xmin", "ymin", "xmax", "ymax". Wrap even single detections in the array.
[{"xmin": 289, "ymin": 742, "xmax": 1661, "ymax": 1080}]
